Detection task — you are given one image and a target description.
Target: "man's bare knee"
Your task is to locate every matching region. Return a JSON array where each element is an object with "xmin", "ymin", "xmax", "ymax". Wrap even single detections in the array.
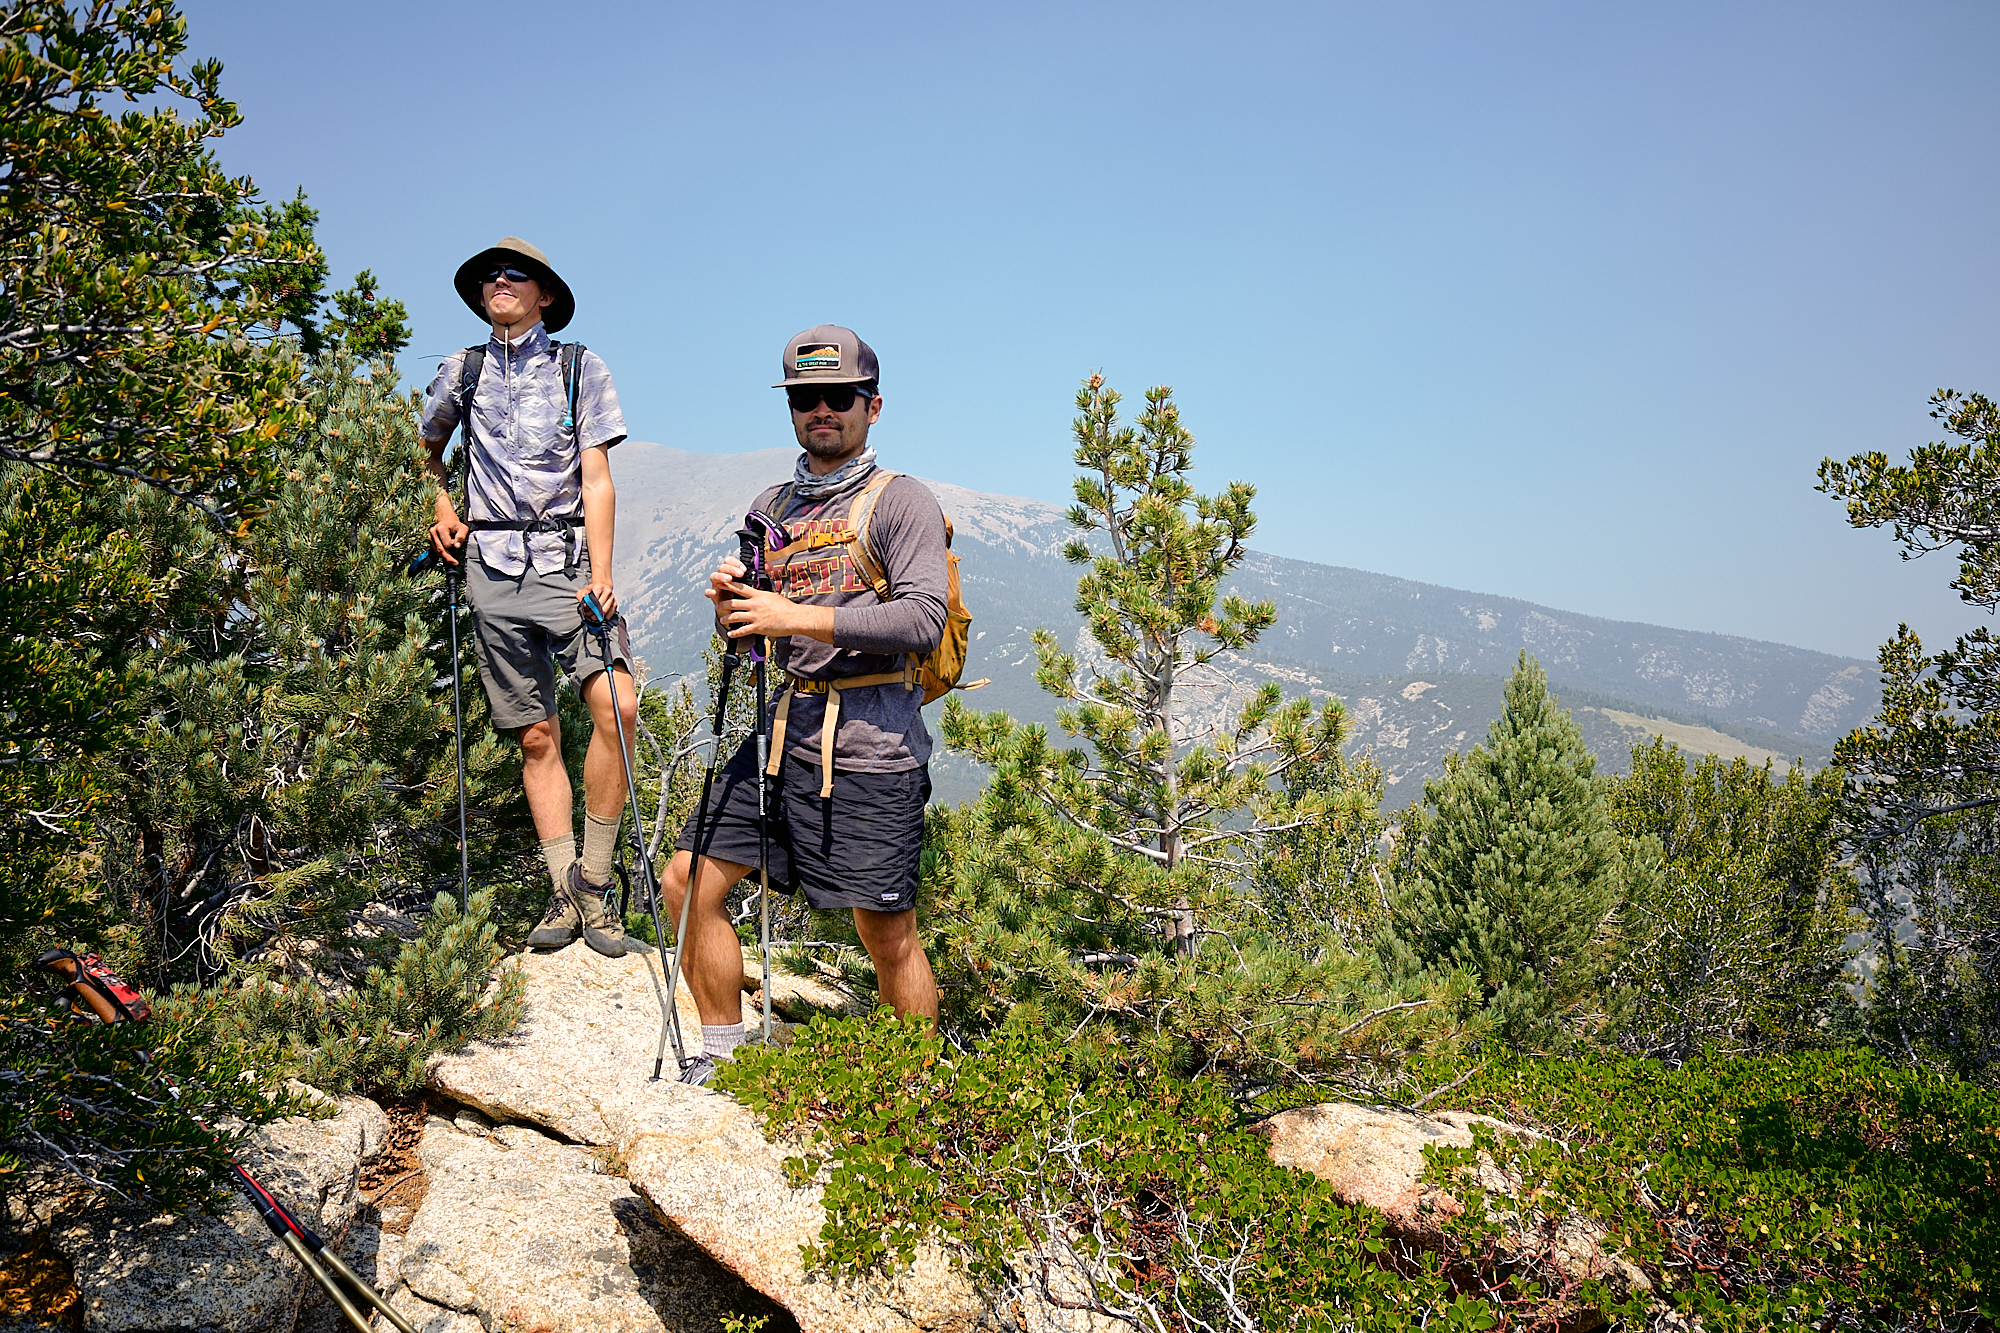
[
  {"xmin": 667, "ymin": 850, "xmax": 752, "ymax": 916},
  {"xmin": 587, "ymin": 666, "xmax": 637, "ymax": 733},
  {"xmin": 855, "ymin": 908, "xmax": 922, "ymax": 963},
  {"xmin": 518, "ymin": 718, "xmax": 559, "ymax": 764}
]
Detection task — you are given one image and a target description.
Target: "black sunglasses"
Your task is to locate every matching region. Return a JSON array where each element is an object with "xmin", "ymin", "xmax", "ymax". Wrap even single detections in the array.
[
  {"xmin": 786, "ymin": 383, "xmax": 875, "ymax": 414},
  {"xmin": 482, "ymin": 265, "xmax": 534, "ymax": 283}
]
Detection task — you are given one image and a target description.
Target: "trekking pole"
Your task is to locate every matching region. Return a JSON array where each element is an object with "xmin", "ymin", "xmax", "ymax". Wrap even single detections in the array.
[
  {"xmin": 32, "ymin": 953, "xmax": 421, "ymax": 1333},
  {"xmin": 739, "ymin": 510, "xmax": 791, "ymax": 1047},
  {"xmin": 752, "ymin": 644, "xmax": 772, "ymax": 1047},
  {"xmin": 446, "ymin": 562, "xmax": 470, "ymax": 912},
  {"xmin": 580, "ymin": 592, "xmax": 683, "ymax": 1079},
  {"xmin": 671, "ymin": 635, "xmax": 742, "ymax": 1078},
  {"xmin": 410, "ymin": 545, "xmax": 472, "ymax": 911}
]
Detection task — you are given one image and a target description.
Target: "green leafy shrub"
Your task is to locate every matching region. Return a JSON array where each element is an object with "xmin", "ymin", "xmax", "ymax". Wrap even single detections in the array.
[
  {"xmin": 1441, "ymin": 1050, "xmax": 2000, "ymax": 1330},
  {"xmin": 722, "ymin": 1009, "xmax": 1508, "ymax": 1332},
  {"xmin": 721, "ymin": 1015, "xmax": 2000, "ymax": 1330},
  {"xmin": 0, "ymin": 983, "xmax": 316, "ymax": 1215},
  {"xmin": 1606, "ymin": 740, "xmax": 1859, "ymax": 1062},
  {"xmin": 220, "ymin": 890, "xmax": 523, "ymax": 1094}
]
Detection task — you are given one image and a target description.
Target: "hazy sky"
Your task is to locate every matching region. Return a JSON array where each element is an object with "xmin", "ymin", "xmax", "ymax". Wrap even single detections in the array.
[{"xmin": 182, "ymin": 0, "xmax": 1998, "ymax": 661}]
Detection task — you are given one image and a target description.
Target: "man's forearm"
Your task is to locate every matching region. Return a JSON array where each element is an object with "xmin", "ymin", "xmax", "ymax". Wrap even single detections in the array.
[
  {"xmin": 583, "ymin": 477, "xmax": 615, "ymax": 578},
  {"xmin": 831, "ymin": 593, "xmax": 946, "ymax": 657},
  {"xmin": 425, "ymin": 438, "xmax": 459, "ymax": 521}
]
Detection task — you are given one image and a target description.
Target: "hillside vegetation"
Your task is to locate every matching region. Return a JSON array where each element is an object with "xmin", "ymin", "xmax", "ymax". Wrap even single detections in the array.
[{"xmin": 2, "ymin": 6, "xmax": 1996, "ymax": 1332}]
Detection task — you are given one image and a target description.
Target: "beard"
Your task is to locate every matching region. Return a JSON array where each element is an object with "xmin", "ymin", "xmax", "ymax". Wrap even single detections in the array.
[{"xmin": 800, "ymin": 424, "xmax": 858, "ymax": 460}]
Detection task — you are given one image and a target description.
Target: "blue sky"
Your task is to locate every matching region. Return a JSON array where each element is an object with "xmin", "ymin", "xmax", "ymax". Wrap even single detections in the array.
[{"xmin": 184, "ymin": 0, "xmax": 1999, "ymax": 661}]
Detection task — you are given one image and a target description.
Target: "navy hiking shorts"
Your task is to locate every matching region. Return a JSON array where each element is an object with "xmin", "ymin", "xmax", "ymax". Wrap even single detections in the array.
[{"xmin": 675, "ymin": 736, "xmax": 929, "ymax": 914}]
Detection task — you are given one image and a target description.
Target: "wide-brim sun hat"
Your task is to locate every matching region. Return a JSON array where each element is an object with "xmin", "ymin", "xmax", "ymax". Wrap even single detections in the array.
[{"xmin": 453, "ymin": 236, "xmax": 574, "ymax": 334}]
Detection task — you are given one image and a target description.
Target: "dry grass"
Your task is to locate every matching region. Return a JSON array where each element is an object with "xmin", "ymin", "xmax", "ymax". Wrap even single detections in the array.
[
  {"xmin": 1586, "ymin": 707, "xmax": 1791, "ymax": 772},
  {"xmin": 358, "ymin": 1093, "xmax": 437, "ymax": 1234},
  {"xmin": 0, "ymin": 1231, "xmax": 81, "ymax": 1329}
]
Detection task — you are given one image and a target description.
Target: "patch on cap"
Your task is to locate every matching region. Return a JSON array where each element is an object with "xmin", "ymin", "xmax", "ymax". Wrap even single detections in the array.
[{"xmin": 794, "ymin": 342, "xmax": 841, "ymax": 372}]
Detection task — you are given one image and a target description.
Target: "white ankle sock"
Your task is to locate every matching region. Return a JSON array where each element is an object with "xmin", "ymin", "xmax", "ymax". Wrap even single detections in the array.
[
  {"xmin": 701, "ymin": 1023, "xmax": 745, "ymax": 1061},
  {"xmin": 539, "ymin": 834, "xmax": 577, "ymax": 893},
  {"xmin": 580, "ymin": 809, "xmax": 621, "ymax": 886}
]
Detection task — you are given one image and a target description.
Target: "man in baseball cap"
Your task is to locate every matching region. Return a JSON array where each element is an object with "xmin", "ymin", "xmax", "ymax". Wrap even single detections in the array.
[
  {"xmin": 418, "ymin": 237, "xmax": 639, "ymax": 958},
  {"xmin": 660, "ymin": 324, "xmax": 948, "ymax": 1083}
]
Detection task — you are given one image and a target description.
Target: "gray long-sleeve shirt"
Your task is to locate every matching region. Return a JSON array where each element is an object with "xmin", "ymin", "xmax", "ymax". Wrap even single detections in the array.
[{"xmin": 747, "ymin": 469, "xmax": 948, "ymax": 772}]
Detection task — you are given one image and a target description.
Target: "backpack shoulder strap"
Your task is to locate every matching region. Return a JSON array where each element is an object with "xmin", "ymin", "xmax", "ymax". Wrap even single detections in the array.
[
  {"xmin": 844, "ymin": 470, "xmax": 900, "ymax": 601},
  {"xmin": 457, "ymin": 345, "xmax": 485, "ymax": 409},
  {"xmin": 453, "ymin": 345, "xmax": 486, "ymax": 491},
  {"xmin": 556, "ymin": 341, "xmax": 585, "ymax": 431}
]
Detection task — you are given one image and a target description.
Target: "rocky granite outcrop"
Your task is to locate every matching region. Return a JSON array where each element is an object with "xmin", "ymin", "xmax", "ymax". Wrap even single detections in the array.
[
  {"xmin": 390, "ymin": 1114, "xmax": 786, "ymax": 1332},
  {"xmin": 617, "ymin": 1083, "xmax": 999, "ymax": 1333},
  {"xmin": 422, "ymin": 939, "xmax": 1111, "ymax": 1333},
  {"xmin": 1258, "ymin": 1100, "xmax": 1651, "ymax": 1299}
]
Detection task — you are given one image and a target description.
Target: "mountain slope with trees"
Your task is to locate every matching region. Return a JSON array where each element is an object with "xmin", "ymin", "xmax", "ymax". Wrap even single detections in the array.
[{"xmin": 609, "ymin": 442, "xmax": 1863, "ymax": 801}]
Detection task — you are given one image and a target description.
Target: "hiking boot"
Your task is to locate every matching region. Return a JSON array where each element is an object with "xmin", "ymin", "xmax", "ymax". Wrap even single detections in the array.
[
  {"xmin": 525, "ymin": 885, "xmax": 579, "ymax": 949},
  {"xmin": 569, "ymin": 863, "xmax": 627, "ymax": 958},
  {"xmin": 678, "ymin": 1055, "xmax": 717, "ymax": 1087}
]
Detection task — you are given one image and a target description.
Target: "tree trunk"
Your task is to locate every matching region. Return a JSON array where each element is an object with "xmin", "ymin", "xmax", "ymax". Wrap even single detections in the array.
[{"xmin": 1158, "ymin": 636, "xmax": 1196, "ymax": 958}]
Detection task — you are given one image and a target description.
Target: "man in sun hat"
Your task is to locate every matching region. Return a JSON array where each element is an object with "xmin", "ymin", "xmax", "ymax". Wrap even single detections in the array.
[
  {"xmin": 418, "ymin": 237, "xmax": 638, "ymax": 958},
  {"xmin": 659, "ymin": 324, "xmax": 949, "ymax": 1084}
]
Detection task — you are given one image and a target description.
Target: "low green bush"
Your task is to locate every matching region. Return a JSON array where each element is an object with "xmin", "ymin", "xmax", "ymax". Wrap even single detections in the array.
[
  {"xmin": 723, "ymin": 1009, "xmax": 1502, "ymax": 1332},
  {"xmin": 221, "ymin": 889, "xmax": 523, "ymax": 1094},
  {"xmin": 0, "ymin": 983, "xmax": 316, "ymax": 1215},
  {"xmin": 1442, "ymin": 1051, "xmax": 2000, "ymax": 1331},
  {"xmin": 723, "ymin": 1016, "xmax": 2000, "ymax": 1331}
]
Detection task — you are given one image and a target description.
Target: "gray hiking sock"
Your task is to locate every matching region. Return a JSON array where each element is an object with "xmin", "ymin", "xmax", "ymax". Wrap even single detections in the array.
[
  {"xmin": 702, "ymin": 1022, "xmax": 746, "ymax": 1061},
  {"xmin": 579, "ymin": 809, "xmax": 621, "ymax": 886},
  {"xmin": 540, "ymin": 833, "xmax": 577, "ymax": 894}
]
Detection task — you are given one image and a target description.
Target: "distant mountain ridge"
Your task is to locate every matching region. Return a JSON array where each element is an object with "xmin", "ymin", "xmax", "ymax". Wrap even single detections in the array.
[{"xmin": 610, "ymin": 443, "xmax": 1874, "ymax": 803}]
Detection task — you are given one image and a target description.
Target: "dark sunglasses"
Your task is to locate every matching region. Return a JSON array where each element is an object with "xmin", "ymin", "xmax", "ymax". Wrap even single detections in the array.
[
  {"xmin": 482, "ymin": 265, "xmax": 534, "ymax": 283},
  {"xmin": 786, "ymin": 383, "xmax": 874, "ymax": 414}
]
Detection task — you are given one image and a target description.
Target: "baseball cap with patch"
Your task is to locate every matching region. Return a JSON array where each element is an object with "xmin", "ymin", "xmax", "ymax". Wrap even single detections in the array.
[{"xmin": 773, "ymin": 325, "xmax": 878, "ymax": 388}]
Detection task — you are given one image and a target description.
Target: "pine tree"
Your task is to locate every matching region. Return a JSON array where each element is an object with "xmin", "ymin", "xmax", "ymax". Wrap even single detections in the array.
[
  {"xmin": 103, "ymin": 345, "xmax": 526, "ymax": 981},
  {"xmin": 976, "ymin": 376, "xmax": 1343, "ymax": 955},
  {"xmin": 1818, "ymin": 387, "xmax": 2000, "ymax": 1081},
  {"xmin": 0, "ymin": 0, "xmax": 340, "ymax": 972},
  {"xmin": 931, "ymin": 378, "xmax": 1461, "ymax": 1089},
  {"xmin": 1379, "ymin": 652, "xmax": 1645, "ymax": 1048}
]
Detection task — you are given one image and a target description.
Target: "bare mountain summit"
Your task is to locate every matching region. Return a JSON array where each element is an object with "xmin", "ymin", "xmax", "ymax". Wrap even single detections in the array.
[{"xmin": 610, "ymin": 443, "xmax": 1873, "ymax": 804}]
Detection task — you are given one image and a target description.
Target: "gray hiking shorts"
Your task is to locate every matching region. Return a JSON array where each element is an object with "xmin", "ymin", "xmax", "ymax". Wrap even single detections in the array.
[{"xmin": 462, "ymin": 552, "xmax": 632, "ymax": 730}]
